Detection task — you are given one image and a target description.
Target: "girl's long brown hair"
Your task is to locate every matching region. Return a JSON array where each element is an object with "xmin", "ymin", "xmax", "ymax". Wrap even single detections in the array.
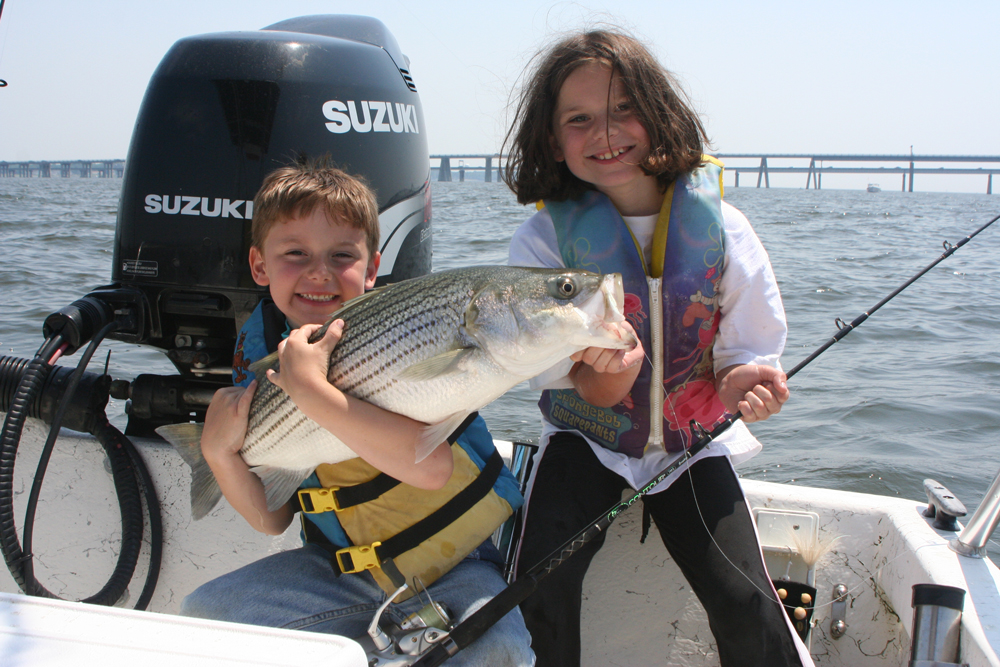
[{"xmin": 502, "ymin": 30, "xmax": 709, "ymax": 205}]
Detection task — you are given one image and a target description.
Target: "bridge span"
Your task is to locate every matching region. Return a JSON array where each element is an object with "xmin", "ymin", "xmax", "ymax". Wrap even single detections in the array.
[
  {"xmin": 4, "ymin": 155, "xmax": 996, "ymax": 193},
  {"xmin": 0, "ymin": 160, "xmax": 125, "ymax": 178},
  {"xmin": 430, "ymin": 153, "xmax": 1000, "ymax": 194}
]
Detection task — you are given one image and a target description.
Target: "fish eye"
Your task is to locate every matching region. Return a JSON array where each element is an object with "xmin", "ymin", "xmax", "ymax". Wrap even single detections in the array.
[{"xmin": 550, "ymin": 275, "xmax": 579, "ymax": 299}]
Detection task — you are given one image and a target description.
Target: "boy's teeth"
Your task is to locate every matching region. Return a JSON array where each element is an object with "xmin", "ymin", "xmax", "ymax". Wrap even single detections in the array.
[{"xmin": 301, "ymin": 294, "xmax": 335, "ymax": 302}]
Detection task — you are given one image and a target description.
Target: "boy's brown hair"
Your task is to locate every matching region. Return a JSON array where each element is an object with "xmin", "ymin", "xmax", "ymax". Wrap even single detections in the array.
[
  {"xmin": 502, "ymin": 30, "xmax": 709, "ymax": 205},
  {"xmin": 252, "ymin": 160, "xmax": 380, "ymax": 257}
]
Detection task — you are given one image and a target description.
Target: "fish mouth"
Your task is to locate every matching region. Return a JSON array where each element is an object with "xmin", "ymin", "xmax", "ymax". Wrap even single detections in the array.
[
  {"xmin": 604, "ymin": 273, "xmax": 625, "ymax": 323},
  {"xmin": 590, "ymin": 146, "xmax": 633, "ymax": 162},
  {"xmin": 569, "ymin": 272, "xmax": 629, "ymax": 350}
]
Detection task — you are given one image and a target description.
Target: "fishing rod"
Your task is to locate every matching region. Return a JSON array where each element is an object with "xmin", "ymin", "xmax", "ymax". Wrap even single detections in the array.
[
  {"xmin": 411, "ymin": 210, "xmax": 1000, "ymax": 666},
  {"xmin": 0, "ymin": 0, "xmax": 7, "ymax": 87}
]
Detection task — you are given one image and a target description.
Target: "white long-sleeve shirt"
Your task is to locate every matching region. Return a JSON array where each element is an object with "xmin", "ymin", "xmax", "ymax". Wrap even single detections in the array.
[{"xmin": 508, "ymin": 201, "xmax": 787, "ymax": 492}]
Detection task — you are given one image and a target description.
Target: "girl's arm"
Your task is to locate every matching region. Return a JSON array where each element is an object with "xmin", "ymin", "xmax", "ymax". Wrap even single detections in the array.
[
  {"xmin": 266, "ymin": 321, "xmax": 454, "ymax": 490},
  {"xmin": 713, "ymin": 202, "xmax": 790, "ymax": 423},
  {"xmin": 568, "ymin": 321, "xmax": 645, "ymax": 407},
  {"xmin": 200, "ymin": 380, "xmax": 295, "ymax": 535}
]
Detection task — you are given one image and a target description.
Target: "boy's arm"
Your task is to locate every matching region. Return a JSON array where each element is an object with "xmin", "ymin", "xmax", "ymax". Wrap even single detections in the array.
[
  {"xmin": 201, "ymin": 380, "xmax": 295, "ymax": 535},
  {"xmin": 568, "ymin": 321, "xmax": 645, "ymax": 407},
  {"xmin": 267, "ymin": 321, "xmax": 455, "ymax": 490}
]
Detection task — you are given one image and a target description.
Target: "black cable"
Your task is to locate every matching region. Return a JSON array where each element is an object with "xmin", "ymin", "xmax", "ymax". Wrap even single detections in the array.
[
  {"xmin": 0, "ymin": 322, "xmax": 160, "ymax": 608},
  {"xmin": 109, "ymin": 419, "xmax": 163, "ymax": 610},
  {"xmin": 19, "ymin": 321, "xmax": 144, "ymax": 605},
  {"xmin": 0, "ymin": 339, "xmax": 62, "ymax": 591}
]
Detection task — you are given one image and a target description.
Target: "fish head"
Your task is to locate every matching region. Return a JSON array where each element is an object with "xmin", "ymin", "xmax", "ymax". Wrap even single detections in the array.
[{"xmin": 466, "ymin": 267, "xmax": 633, "ymax": 379}]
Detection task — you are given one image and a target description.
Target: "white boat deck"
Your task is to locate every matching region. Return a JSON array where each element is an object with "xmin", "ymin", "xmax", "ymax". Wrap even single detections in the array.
[
  {"xmin": 0, "ymin": 591, "xmax": 365, "ymax": 666},
  {"xmin": 2, "ymin": 419, "xmax": 999, "ymax": 666}
]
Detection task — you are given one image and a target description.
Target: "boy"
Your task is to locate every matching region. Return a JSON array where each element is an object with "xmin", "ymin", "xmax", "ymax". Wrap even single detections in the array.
[{"xmin": 181, "ymin": 163, "xmax": 534, "ymax": 667}]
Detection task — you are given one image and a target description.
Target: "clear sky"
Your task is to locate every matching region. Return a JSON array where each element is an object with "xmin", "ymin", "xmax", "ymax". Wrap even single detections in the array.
[{"xmin": 0, "ymin": 1, "xmax": 997, "ymax": 165}]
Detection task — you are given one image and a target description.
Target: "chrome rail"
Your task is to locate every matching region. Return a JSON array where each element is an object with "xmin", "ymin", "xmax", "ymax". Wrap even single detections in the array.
[{"xmin": 951, "ymin": 467, "xmax": 1000, "ymax": 558}]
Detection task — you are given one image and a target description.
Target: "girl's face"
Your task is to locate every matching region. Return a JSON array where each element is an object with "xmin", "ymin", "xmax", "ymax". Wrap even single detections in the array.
[{"xmin": 550, "ymin": 61, "xmax": 661, "ymax": 215}]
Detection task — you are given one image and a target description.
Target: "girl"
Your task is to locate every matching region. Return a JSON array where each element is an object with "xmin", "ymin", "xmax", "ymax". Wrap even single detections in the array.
[{"xmin": 504, "ymin": 30, "xmax": 813, "ymax": 667}]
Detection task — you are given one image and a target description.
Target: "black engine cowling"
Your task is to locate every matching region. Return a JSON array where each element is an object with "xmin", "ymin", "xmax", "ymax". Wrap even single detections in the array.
[{"xmin": 105, "ymin": 15, "xmax": 431, "ymax": 381}]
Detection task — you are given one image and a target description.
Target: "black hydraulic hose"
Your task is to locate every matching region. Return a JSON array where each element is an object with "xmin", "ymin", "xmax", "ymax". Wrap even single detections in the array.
[
  {"xmin": 99, "ymin": 418, "xmax": 163, "ymax": 611},
  {"xmin": 20, "ymin": 322, "xmax": 143, "ymax": 605},
  {"xmin": 0, "ymin": 322, "xmax": 160, "ymax": 608},
  {"xmin": 0, "ymin": 337, "xmax": 64, "ymax": 590},
  {"xmin": 413, "ymin": 210, "xmax": 1000, "ymax": 666}
]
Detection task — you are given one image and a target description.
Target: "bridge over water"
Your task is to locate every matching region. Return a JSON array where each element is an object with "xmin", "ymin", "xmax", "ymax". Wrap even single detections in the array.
[
  {"xmin": 4, "ymin": 155, "xmax": 997, "ymax": 193},
  {"xmin": 0, "ymin": 160, "xmax": 125, "ymax": 178},
  {"xmin": 431, "ymin": 153, "xmax": 1000, "ymax": 194}
]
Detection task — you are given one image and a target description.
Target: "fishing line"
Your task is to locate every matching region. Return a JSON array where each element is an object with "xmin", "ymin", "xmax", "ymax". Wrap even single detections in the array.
[
  {"xmin": 413, "ymin": 210, "xmax": 1000, "ymax": 666},
  {"xmin": 676, "ymin": 209, "xmax": 1000, "ymax": 616},
  {"xmin": 682, "ymin": 462, "xmax": 947, "ymax": 619}
]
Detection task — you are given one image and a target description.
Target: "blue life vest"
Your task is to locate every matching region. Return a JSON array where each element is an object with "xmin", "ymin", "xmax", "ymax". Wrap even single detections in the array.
[{"xmin": 539, "ymin": 159, "xmax": 729, "ymax": 457}]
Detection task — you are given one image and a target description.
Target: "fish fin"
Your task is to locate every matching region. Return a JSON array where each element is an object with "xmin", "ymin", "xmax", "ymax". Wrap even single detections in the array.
[
  {"xmin": 414, "ymin": 412, "xmax": 471, "ymax": 462},
  {"xmin": 251, "ymin": 465, "xmax": 315, "ymax": 512},
  {"xmin": 463, "ymin": 283, "xmax": 504, "ymax": 332},
  {"xmin": 397, "ymin": 348, "xmax": 475, "ymax": 382},
  {"xmin": 330, "ymin": 284, "xmax": 389, "ymax": 315},
  {"xmin": 310, "ymin": 284, "xmax": 393, "ymax": 337},
  {"xmin": 155, "ymin": 423, "xmax": 222, "ymax": 520},
  {"xmin": 303, "ymin": 290, "xmax": 390, "ymax": 344},
  {"xmin": 248, "ymin": 352, "xmax": 279, "ymax": 379}
]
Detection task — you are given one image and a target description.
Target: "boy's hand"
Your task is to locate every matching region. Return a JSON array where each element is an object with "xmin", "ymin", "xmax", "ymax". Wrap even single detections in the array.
[
  {"xmin": 267, "ymin": 319, "xmax": 343, "ymax": 401},
  {"xmin": 201, "ymin": 379, "xmax": 256, "ymax": 462},
  {"xmin": 716, "ymin": 364, "xmax": 789, "ymax": 423},
  {"xmin": 570, "ymin": 320, "xmax": 644, "ymax": 374}
]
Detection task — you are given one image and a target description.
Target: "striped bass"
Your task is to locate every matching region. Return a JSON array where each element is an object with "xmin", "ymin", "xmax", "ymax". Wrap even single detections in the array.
[{"xmin": 158, "ymin": 265, "xmax": 631, "ymax": 519}]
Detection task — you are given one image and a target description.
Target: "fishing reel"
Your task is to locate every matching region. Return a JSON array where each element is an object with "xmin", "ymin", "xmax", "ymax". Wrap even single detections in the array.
[{"xmin": 361, "ymin": 583, "xmax": 455, "ymax": 666}]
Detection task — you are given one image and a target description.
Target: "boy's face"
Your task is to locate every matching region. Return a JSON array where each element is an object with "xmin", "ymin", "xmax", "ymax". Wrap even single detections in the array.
[{"xmin": 249, "ymin": 207, "xmax": 380, "ymax": 328}]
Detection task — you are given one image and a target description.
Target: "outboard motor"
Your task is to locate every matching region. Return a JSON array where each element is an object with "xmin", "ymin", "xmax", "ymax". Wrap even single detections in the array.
[
  {"xmin": 0, "ymin": 15, "xmax": 431, "ymax": 608},
  {"xmin": 91, "ymin": 15, "xmax": 432, "ymax": 433}
]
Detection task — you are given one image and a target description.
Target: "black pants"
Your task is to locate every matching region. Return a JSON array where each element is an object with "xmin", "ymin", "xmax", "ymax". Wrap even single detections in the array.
[{"xmin": 515, "ymin": 432, "xmax": 806, "ymax": 667}]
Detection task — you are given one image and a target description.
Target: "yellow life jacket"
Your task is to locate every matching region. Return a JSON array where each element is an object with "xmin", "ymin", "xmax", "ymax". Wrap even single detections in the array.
[{"xmin": 297, "ymin": 425, "xmax": 515, "ymax": 600}]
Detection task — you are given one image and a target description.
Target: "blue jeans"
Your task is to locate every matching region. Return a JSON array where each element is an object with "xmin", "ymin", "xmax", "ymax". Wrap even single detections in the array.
[{"xmin": 182, "ymin": 542, "xmax": 534, "ymax": 666}]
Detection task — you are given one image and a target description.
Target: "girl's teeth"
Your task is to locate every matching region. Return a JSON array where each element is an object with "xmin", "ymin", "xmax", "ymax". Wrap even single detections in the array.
[{"xmin": 597, "ymin": 148, "xmax": 626, "ymax": 160}]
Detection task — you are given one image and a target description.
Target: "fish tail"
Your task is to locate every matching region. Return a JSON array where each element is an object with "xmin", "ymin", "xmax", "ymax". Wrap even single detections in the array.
[{"xmin": 155, "ymin": 423, "xmax": 223, "ymax": 520}]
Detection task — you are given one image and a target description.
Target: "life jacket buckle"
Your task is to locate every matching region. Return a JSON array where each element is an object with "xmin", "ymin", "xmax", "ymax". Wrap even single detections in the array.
[
  {"xmin": 336, "ymin": 542, "xmax": 383, "ymax": 574},
  {"xmin": 297, "ymin": 486, "xmax": 343, "ymax": 513}
]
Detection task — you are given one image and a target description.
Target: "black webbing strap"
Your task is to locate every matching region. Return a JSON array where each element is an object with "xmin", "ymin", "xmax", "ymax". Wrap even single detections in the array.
[
  {"xmin": 293, "ymin": 412, "xmax": 483, "ymax": 513},
  {"xmin": 446, "ymin": 412, "xmax": 481, "ymax": 446},
  {"xmin": 325, "ymin": 474, "xmax": 401, "ymax": 511},
  {"xmin": 304, "ymin": 449, "xmax": 504, "ymax": 581},
  {"xmin": 374, "ymin": 448, "xmax": 504, "ymax": 563}
]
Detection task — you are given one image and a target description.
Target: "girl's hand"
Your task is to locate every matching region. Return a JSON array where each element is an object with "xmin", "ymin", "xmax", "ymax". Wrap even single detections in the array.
[
  {"xmin": 267, "ymin": 320, "xmax": 343, "ymax": 401},
  {"xmin": 201, "ymin": 379, "xmax": 256, "ymax": 462},
  {"xmin": 570, "ymin": 320, "xmax": 644, "ymax": 374},
  {"xmin": 569, "ymin": 321, "xmax": 644, "ymax": 407},
  {"xmin": 716, "ymin": 364, "xmax": 790, "ymax": 423}
]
